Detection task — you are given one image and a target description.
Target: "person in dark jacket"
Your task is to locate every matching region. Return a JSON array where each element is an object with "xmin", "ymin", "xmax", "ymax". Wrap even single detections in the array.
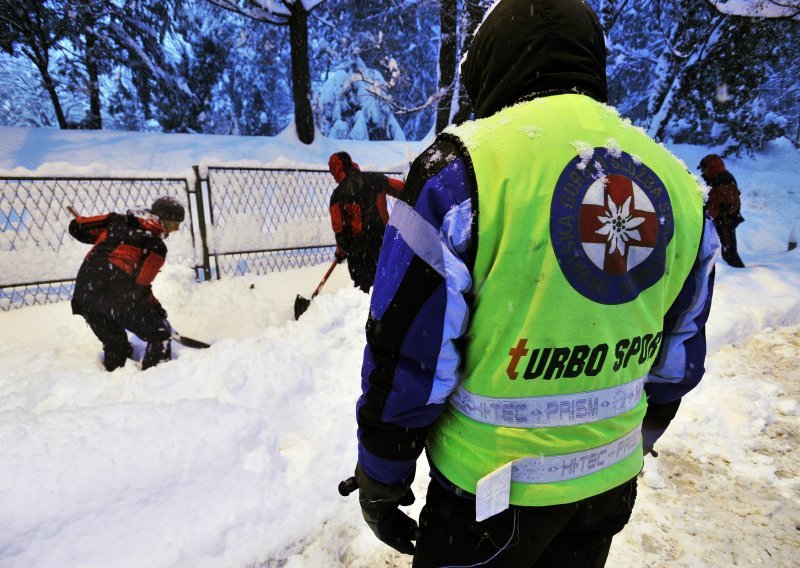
[
  {"xmin": 347, "ymin": 1, "xmax": 719, "ymax": 566},
  {"xmin": 699, "ymin": 154, "xmax": 745, "ymax": 267},
  {"xmin": 328, "ymin": 152, "xmax": 404, "ymax": 292},
  {"xmin": 69, "ymin": 196, "xmax": 185, "ymax": 371}
]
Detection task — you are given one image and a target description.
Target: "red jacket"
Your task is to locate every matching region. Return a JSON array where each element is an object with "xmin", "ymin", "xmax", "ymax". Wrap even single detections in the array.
[
  {"xmin": 69, "ymin": 211, "xmax": 168, "ymax": 314},
  {"xmin": 700, "ymin": 155, "xmax": 741, "ymax": 219},
  {"xmin": 328, "ymin": 157, "xmax": 403, "ymax": 259}
]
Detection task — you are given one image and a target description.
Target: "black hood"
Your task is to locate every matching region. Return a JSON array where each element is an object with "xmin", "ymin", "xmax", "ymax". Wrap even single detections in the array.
[{"xmin": 461, "ymin": 0, "xmax": 607, "ymax": 119}]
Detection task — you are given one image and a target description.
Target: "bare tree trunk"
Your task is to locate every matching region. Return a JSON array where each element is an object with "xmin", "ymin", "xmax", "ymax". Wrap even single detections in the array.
[
  {"xmin": 436, "ymin": 0, "xmax": 458, "ymax": 133},
  {"xmin": 647, "ymin": 13, "xmax": 725, "ymax": 140},
  {"xmin": 454, "ymin": 0, "xmax": 489, "ymax": 123},
  {"xmin": 288, "ymin": 2, "xmax": 314, "ymax": 144},
  {"xmin": 34, "ymin": 59, "xmax": 67, "ymax": 129},
  {"xmin": 84, "ymin": 28, "xmax": 102, "ymax": 129}
]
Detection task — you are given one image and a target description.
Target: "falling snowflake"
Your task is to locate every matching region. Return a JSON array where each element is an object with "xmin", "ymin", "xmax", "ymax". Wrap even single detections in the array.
[{"xmin": 595, "ymin": 196, "xmax": 645, "ymax": 256}]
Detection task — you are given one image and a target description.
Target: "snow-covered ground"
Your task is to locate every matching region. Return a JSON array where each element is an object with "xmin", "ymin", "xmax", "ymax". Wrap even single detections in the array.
[{"xmin": 1, "ymin": 127, "xmax": 799, "ymax": 567}]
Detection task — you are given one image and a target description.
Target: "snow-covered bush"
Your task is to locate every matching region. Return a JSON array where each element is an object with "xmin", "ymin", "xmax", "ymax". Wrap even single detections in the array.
[{"xmin": 314, "ymin": 55, "xmax": 405, "ymax": 141}]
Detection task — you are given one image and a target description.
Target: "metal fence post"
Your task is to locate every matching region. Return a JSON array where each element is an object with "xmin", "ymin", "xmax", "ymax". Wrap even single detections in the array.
[{"xmin": 192, "ymin": 165, "xmax": 212, "ymax": 281}]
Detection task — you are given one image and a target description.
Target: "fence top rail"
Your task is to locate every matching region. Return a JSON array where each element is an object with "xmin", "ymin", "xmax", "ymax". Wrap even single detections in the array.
[
  {"xmin": 2, "ymin": 277, "xmax": 76, "ymax": 287},
  {"xmin": 0, "ymin": 176, "xmax": 190, "ymax": 183},
  {"xmin": 214, "ymin": 244, "xmax": 335, "ymax": 256},
  {"xmin": 207, "ymin": 166, "xmax": 328, "ymax": 173},
  {"xmin": 205, "ymin": 166, "xmax": 403, "ymax": 175}
]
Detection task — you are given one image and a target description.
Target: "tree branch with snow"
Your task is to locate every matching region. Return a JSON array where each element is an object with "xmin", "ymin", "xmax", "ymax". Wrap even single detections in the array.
[{"xmin": 707, "ymin": 0, "xmax": 800, "ymax": 19}]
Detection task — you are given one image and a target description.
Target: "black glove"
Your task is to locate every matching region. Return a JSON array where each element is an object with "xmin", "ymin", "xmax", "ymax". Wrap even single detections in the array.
[
  {"xmin": 146, "ymin": 292, "xmax": 168, "ymax": 320},
  {"xmin": 642, "ymin": 425, "xmax": 666, "ymax": 457},
  {"xmin": 335, "ymin": 250, "xmax": 347, "ymax": 264},
  {"xmin": 156, "ymin": 304, "xmax": 168, "ymax": 321},
  {"xmin": 642, "ymin": 398, "xmax": 681, "ymax": 457},
  {"xmin": 354, "ymin": 463, "xmax": 418, "ymax": 555}
]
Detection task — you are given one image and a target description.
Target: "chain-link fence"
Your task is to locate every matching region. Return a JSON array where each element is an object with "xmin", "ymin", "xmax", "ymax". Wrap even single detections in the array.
[
  {"xmin": 1, "ymin": 167, "xmax": 403, "ymax": 310},
  {"xmin": 0, "ymin": 177, "xmax": 195, "ymax": 310},
  {"xmin": 203, "ymin": 166, "xmax": 401, "ymax": 279}
]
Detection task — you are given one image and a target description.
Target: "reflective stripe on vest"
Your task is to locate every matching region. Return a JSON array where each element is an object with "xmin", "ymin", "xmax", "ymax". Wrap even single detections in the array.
[
  {"xmin": 510, "ymin": 425, "xmax": 641, "ymax": 484},
  {"xmin": 450, "ymin": 375, "xmax": 645, "ymax": 428}
]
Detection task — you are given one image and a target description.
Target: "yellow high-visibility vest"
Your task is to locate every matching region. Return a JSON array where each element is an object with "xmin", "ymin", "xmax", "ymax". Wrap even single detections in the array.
[{"xmin": 427, "ymin": 94, "xmax": 704, "ymax": 506}]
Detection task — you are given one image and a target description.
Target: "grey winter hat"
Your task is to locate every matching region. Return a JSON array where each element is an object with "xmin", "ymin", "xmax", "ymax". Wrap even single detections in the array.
[{"xmin": 151, "ymin": 196, "xmax": 185, "ymax": 222}]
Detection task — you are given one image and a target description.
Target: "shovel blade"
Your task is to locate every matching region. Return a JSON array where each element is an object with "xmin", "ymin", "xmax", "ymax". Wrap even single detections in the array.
[
  {"xmin": 294, "ymin": 294, "xmax": 312, "ymax": 320},
  {"xmin": 171, "ymin": 333, "xmax": 211, "ymax": 349}
]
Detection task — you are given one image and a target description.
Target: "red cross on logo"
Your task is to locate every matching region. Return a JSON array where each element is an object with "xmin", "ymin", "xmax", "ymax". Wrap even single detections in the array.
[{"xmin": 578, "ymin": 175, "xmax": 659, "ymax": 274}]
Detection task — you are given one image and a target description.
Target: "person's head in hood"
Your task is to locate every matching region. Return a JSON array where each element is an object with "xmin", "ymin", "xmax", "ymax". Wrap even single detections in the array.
[
  {"xmin": 328, "ymin": 152, "xmax": 361, "ymax": 184},
  {"xmin": 461, "ymin": 0, "xmax": 607, "ymax": 120},
  {"xmin": 698, "ymin": 154, "xmax": 726, "ymax": 178}
]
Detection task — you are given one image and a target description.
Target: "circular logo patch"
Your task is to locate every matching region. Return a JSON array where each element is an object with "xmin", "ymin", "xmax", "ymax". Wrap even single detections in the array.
[{"xmin": 550, "ymin": 148, "xmax": 674, "ymax": 304}]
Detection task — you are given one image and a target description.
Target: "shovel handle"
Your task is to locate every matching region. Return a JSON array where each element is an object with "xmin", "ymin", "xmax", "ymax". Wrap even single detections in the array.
[
  {"xmin": 310, "ymin": 259, "xmax": 339, "ymax": 299},
  {"xmin": 67, "ymin": 205, "xmax": 80, "ymax": 218}
]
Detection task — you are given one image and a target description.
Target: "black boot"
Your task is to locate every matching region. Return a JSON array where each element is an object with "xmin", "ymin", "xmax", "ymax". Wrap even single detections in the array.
[
  {"xmin": 103, "ymin": 342, "xmax": 133, "ymax": 371},
  {"xmin": 142, "ymin": 338, "xmax": 171, "ymax": 370},
  {"xmin": 725, "ymin": 254, "xmax": 745, "ymax": 268}
]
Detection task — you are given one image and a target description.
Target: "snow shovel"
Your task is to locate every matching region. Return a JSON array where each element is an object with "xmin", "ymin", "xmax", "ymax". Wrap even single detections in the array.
[
  {"xmin": 172, "ymin": 332, "xmax": 211, "ymax": 349},
  {"xmin": 294, "ymin": 259, "xmax": 339, "ymax": 320}
]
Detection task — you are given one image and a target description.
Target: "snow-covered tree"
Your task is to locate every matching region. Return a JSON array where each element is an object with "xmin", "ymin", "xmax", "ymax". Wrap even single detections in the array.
[
  {"xmin": 215, "ymin": 17, "xmax": 293, "ymax": 136},
  {"xmin": 453, "ymin": 0, "xmax": 494, "ymax": 124},
  {"xmin": 0, "ymin": 0, "xmax": 796, "ymax": 152},
  {"xmin": 315, "ymin": 54, "xmax": 405, "ymax": 140},
  {"xmin": 435, "ymin": 0, "xmax": 457, "ymax": 133},
  {"xmin": 0, "ymin": 0, "xmax": 72, "ymax": 128},
  {"xmin": 310, "ymin": 0, "xmax": 441, "ymax": 140},
  {"xmin": 102, "ymin": 1, "xmax": 195, "ymax": 131},
  {"xmin": 206, "ymin": 0, "xmax": 325, "ymax": 144},
  {"xmin": 666, "ymin": 11, "xmax": 798, "ymax": 153},
  {"xmin": 596, "ymin": 0, "xmax": 800, "ymax": 154},
  {"xmin": 0, "ymin": 55, "xmax": 57, "ymax": 127},
  {"xmin": 707, "ymin": 0, "xmax": 800, "ymax": 18},
  {"xmin": 643, "ymin": 1, "xmax": 726, "ymax": 141},
  {"xmin": 0, "ymin": 0, "xmax": 194, "ymax": 131}
]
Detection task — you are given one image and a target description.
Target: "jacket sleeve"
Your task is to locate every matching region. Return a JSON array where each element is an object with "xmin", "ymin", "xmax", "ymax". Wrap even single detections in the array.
[
  {"xmin": 723, "ymin": 173, "xmax": 742, "ymax": 210},
  {"xmin": 135, "ymin": 251, "xmax": 166, "ymax": 287},
  {"xmin": 385, "ymin": 176, "xmax": 405, "ymax": 197},
  {"xmin": 135, "ymin": 234, "xmax": 169, "ymax": 313},
  {"xmin": 706, "ymin": 172, "xmax": 741, "ymax": 216},
  {"xmin": 645, "ymin": 217, "xmax": 720, "ymax": 405},
  {"xmin": 329, "ymin": 186, "xmax": 352, "ymax": 255},
  {"xmin": 356, "ymin": 139, "xmax": 473, "ymax": 485},
  {"xmin": 68, "ymin": 214, "xmax": 109, "ymax": 244}
]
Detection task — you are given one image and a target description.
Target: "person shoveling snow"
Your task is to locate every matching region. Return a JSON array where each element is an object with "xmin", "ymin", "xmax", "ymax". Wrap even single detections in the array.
[{"xmin": 68, "ymin": 196, "xmax": 205, "ymax": 370}]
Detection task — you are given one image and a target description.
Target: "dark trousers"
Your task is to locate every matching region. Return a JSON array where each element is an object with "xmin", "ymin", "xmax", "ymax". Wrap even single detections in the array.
[
  {"xmin": 348, "ymin": 246, "xmax": 381, "ymax": 293},
  {"xmin": 82, "ymin": 304, "xmax": 171, "ymax": 371},
  {"xmin": 413, "ymin": 476, "xmax": 638, "ymax": 568},
  {"xmin": 714, "ymin": 212, "xmax": 744, "ymax": 267}
]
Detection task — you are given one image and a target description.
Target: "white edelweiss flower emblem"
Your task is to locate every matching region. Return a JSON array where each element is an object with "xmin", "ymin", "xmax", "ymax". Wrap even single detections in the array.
[{"xmin": 595, "ymin": 196, "xmax": 645, "ymax": 255}]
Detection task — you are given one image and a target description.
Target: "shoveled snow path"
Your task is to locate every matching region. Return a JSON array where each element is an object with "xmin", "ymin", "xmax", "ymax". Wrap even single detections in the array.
[
  {"xmin": 607, "ymin": 323, "xmax": 800, "ymax": 568},
  {"xmin": 285, "ymin": 324, "xmax": 800, "ymax": 567}
]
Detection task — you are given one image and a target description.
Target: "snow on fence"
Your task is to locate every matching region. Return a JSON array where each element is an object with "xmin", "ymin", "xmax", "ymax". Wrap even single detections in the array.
[
  {"xmin": 0, "ymin": 176, "xmax": 196, "ymax": 311},
  {"xmin": 0, "ymin": 167, "xmax": 401, "ymax": 310},
  {"xmin": 202, "ymin": 166, "xmax": 338, "ymax": 279}
]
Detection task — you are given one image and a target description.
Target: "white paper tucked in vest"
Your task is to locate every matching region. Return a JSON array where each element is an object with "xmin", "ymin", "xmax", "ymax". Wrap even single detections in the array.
[{"xmin": 475, "ymin": 461, "xmax": 512, "ymax": 522}]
